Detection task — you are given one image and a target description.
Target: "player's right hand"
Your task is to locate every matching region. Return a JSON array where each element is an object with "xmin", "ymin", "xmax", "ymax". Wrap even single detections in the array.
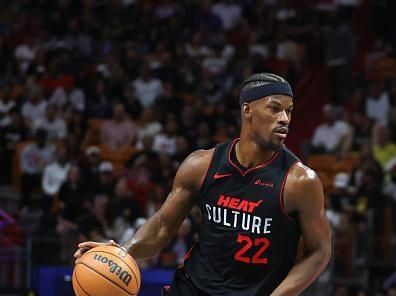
[{"xmin": 74, "ymin": 240, "xmax": 119, "ymax": 263}]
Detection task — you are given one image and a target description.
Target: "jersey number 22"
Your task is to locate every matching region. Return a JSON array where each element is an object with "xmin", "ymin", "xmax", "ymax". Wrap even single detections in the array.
[{"xmin": 234, "ymin": 234, "xmax": 270, "ymax": 264}]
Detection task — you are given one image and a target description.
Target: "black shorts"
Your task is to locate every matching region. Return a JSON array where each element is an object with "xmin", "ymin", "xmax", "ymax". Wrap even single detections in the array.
[{"xmin": 165, "ymin": 267, "xmax": 207, "ymax": 296}]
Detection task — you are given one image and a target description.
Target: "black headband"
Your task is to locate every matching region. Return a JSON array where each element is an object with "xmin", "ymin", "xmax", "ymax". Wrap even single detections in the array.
[{"xmin": 239, "ymin": 81, "xmax": 293, "ymax": 105}]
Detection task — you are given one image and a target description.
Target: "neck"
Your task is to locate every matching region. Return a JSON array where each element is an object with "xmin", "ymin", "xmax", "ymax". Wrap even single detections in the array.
[{"xmin": 236, "ymin": 134, "xmax": 276, "ymax": 169}]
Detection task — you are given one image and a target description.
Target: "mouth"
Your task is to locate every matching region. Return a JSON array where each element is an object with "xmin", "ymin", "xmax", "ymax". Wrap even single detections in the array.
[{"xmin": 273, "ymin": 127, "xmax": 289, "ymax": 139}]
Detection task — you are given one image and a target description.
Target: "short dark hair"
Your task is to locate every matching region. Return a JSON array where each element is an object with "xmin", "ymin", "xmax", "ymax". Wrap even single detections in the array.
[{"xmin": 240, "ymin": 73, "xmax": 288, "ymax": 92}]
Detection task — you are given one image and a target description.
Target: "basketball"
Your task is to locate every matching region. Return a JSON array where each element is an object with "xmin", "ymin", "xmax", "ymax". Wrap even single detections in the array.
[{"xmin": 72, "ymin": 245, "xmax": 141, "ymax": 296}]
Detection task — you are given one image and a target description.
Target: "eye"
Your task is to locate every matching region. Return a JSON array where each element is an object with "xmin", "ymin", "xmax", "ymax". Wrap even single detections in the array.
[{"xmin": 270, "ymin": 106, "xmax": 281, "ymax": 113}]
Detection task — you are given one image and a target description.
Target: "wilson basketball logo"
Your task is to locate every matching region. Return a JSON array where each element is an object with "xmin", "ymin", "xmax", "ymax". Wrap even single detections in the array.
[{"xmin": 93, "ymin": 254, "xmax": 132, "ymax": 286}]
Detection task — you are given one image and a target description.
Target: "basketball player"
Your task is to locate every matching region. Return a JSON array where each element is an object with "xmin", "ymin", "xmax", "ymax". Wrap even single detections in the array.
[{"xmin": 75, "ymin": 73, "xmax": 331, "ymax": 296}]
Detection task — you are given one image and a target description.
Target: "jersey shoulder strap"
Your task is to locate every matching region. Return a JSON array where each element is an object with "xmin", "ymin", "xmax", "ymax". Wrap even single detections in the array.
[
  {"xmin": 199, "ymin": 140, "xmax": 231, "ymax": 195},
  {"xmin": 279, "ymin": 145, "xmax": 300, "ymax": 170}
]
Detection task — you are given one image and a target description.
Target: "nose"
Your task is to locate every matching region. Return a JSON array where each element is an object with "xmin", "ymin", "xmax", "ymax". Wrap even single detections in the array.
[{"xmin": 278, "ymin": 110, "xmax": 290, "ymax": 125}]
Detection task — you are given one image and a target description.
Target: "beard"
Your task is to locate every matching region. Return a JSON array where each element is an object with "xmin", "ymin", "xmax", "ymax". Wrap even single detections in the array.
[
  {"xmin": 261, "ymin": 140, "xmax": 283, "ymax": 152},
  {"xmin": 253, "ymin": 134, "xmax": 284, "ymax": 152}
]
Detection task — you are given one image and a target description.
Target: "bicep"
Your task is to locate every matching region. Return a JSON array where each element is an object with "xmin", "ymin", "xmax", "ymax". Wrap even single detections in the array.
[
  {"xmin": 286, "ymin": 167, "xmax": 331, "ymax": 254},
  {"xmin": 298, "ymin": 196, "xmax": 330, "ymax": 254},
  {"xmin": 153, "ymin": 149, "xmax": 213, "ymax": 235}
]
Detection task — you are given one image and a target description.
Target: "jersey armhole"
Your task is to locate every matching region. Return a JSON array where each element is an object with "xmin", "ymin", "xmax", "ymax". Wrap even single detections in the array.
[
  {"xmin": 279, "ymin": 160, "xmax": 300, "ymax": 221},
  {"xmin": 198, "ymin": 147, "xmax": 217, "ymax": 192}
]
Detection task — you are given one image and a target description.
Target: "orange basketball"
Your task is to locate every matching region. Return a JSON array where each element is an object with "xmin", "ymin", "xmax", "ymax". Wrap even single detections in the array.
[{"xmin": 73, "ymin": 245, "xmax": 141, "ymax": 296}]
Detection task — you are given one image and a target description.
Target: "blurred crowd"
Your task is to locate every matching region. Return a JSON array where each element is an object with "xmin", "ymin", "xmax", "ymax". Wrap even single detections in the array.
[{"xmin": 0, "ymin": 0, "xmax": 396, "ymax": 295}]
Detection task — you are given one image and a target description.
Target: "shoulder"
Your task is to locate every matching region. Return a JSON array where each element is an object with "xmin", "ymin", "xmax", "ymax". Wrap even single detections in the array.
[
  {"xmin": 284, "ymin": 162, "xmax": 324, "ymax": 211},
  {"xmin": 177, "ymin": 148, "xmax": 215, "ymax": 178},
  {"xmin": 174, "ymin": 148, "xmax": 215, "ymax": 191},
  {"xmin": 286, "ymin": 162, "xmax": 322, "ymax": 192}
]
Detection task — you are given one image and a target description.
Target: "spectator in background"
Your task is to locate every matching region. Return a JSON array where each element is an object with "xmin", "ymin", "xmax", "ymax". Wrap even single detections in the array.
[
  {"xmin": 0, "ymin": 108, "xmax": 27, "ymax": 184},
  {"xmin": 78, "ymin": 212, "xmax": 109, "ymax": 243},
  {"xmin": 355, "ymin": 160, "xmax": 386, "ymax": 210},
  {"xmin": 42, "ymin": 142, "xmax": 70, "ymax": 194},
  {"xmin": 14, "ymin": 37, "xmax": 38, "ymax": 74},
  {"xmin": 100, "ymin": 103, "xmax": 138, "ymax": 150},
  {"xmin": 365, "ymin": 81, "xmax": 390, "ymax": 126},
  {"xmin": 179, "ymin": 105, "xmax": 197, "ymax": 146},
  {"xmin": 132, "ymin": 63, "xmax": 163, "ymax": 107},
  {"xmin": 122, "ymin": 84, "xmax": 143, "ymax": 120},
  {"xmin": 152, "ymin": 118, "xmax": 178, "ymax": 156},
  {"xmin": 154, "ymin": 81, "xmax": 183, "ymax": 117},
  {"xmin": 201, "ymin": 42, "xmax": 234, "ymax": 76},
  {"xmin": 263, "ymin": 43, "xmax": 290, "ymax": 80},
  {"xmin": 173, "ymin": 136, "xmax": 191, "ymax": 166},
  {"xmin": 322, "ymin": 10, "xmax": 354, "ymax": 104},
  {"xmin": 212, "ymin": 120, "xmax": 231, "ymax": 143},
  {"xmin": 326, "ymin": 187, "xmax": 355, "ymax": 277},
  {"xmin": 136, "ymin": 108, "xmax": 162, "ymax": 150},
  {"xmin": 87, "ymin": 80, "xmax": 113, "ymax": 118},
  {"xmin": 146, "ymin": 183, "xmax": 168, "ymax": 218},
  {"xmin": 93, "ymin": 161, "xmax": 116, "ymax": 198},
  {"xmin": 197, "ymin": 70, "xmax": 226, "ymax": 105},
  {"xmin": 0, "ymin": 83, "xmax": 16, "ymax": 127},
  {"xmin": 349, "ymin": 111, "xmax": 372, "ymax": 151},
  {"xmin": 195, "ymin": 121, "xmax": 214, "ymax": 149},
  {"xmin": 111, "ymin": 200, "xmax": 144, "ymax": 245},
  {"xmin": 64, "ymin": 18, "xmax": 92, "ymax": 58},
  {"xmin": 350, "ymin": 142, "xmax": 383, "ymax": 192},
  {"xmin": 211, "ymin": 0, "xmax": 242, "ymax": 31},
  {"xmin": 57, "ymin": 165, "xmax": 89, "ymax": 262},
  {"xmin": 91, "ymin": 194, "xmax": 112, "ymax": 239},
  {"xmin": 330, "ymin": 172, "xmax": 354, "ymax": 211},
  {"xmin": 80, "ymin": 146, "xmax": 102, "ymax": 190},
  {"xmin": 58, "ymin": 165, "xmax": 89, "ymax": 227},
  {"xmin": 171, "ymin": 218, "xmax": 193, "ymax": 266},
  {"xmin": 49, "ymin": 85, "xmax": 86, "ymax": 113},
  {"xmin": 383, "ymin": 272, "xmax": 396, "ymax": 295},
  {"xmin": 372, "ymin": 125, "xmax": 396, "ymax": 169},
  {"xmin": 39, "ymin": 59, "xmax": 74, "ymax": 97},
  {"xmin": 115, "ymin": 152, "xmax": 153, "ymax": 209},
  {"xmin": 310, "ymin": 104, "xmax": 353, "ymax": 156},
  {"xmin": 276, "ymin": 32, "xmax": 300, "ymax": 73},
  {"xmin": 21, "ymin": 83, "xmax": 47, "ymax": 129},
  {"xmin": 20, "ymin": 129, "xmax": 54, "ymax": 209},
  {"xmin": 384, "ymin": 158, "xmax": 396, "ymax": 203},
  {"xmin": 66, "ymin": 110, "xmax": 87, "ymax": 158},
  {"xmin": 189, "ymin": 0, "xmax": 223, "ymax": 34},
  {"xmin": 33, "ymin": 104, "xmax": 68, "ymax": 143},
  {"xmin": 185, "ymin": 32, "xmax": 212, "ymax": 60}
]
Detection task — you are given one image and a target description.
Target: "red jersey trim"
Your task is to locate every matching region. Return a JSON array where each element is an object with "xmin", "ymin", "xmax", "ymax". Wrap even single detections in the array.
[
  {"xmin": 279, "ymin": 160, "xmax": 300, "ymax": 221},
  {"xmin": 228, "ymin": 138, "xmax": 280, "ymax": 177}
]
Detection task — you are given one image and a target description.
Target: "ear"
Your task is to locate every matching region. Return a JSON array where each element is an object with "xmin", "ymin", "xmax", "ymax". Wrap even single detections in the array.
[{"xmin": 242, "ymin": 103, "xmax": 252, "ymax": 120}]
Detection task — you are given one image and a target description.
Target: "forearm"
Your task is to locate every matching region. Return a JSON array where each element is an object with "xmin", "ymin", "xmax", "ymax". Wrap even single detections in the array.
[
  {"xmin": 270, "ymin": 248, "xmax": 330, "ymax": 296},
  {"xmin": 122, "ymin": 213, "xmax": 173, "ymax": 259}
]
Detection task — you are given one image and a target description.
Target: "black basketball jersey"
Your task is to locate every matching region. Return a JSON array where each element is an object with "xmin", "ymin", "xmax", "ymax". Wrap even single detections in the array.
[{"xmin": 184, "ymin": 139, "xmax": 301, "ymax": 296}]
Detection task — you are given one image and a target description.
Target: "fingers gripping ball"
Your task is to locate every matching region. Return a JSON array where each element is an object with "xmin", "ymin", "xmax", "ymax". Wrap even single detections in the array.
[{"xmin": 73, "ymin": 246, "xmax": 141, "ymax": 296}]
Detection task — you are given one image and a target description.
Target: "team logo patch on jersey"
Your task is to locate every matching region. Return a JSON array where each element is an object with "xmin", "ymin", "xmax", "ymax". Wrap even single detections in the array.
[{"xmin": 254, "ymin": 179, "xmax": 274, "ymax": 187}]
